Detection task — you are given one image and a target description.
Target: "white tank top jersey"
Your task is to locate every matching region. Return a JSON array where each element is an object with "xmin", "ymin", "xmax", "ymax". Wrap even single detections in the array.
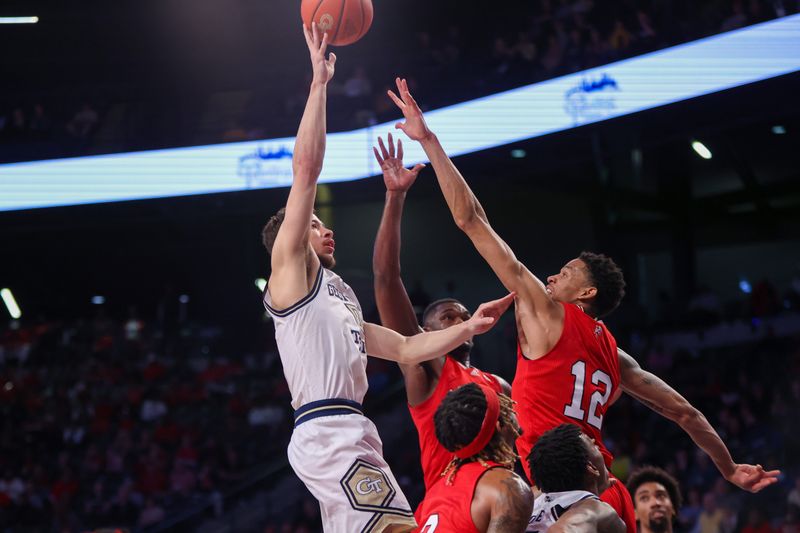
[
  {"xmin": 263, "ymin": 266, "xmax": 370, "ymax": 410},
  {"xmin": 527, "ymin": 490, "xmax": 598, "ymax": 532}
]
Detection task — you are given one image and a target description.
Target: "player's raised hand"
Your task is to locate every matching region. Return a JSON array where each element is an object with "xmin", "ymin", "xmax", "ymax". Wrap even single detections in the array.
[
  {"xmin": 466, "ymin": 292, "xmax": 516, "ymax": 336},
  {"xmin": 373, "ymin": 132, "xmax": 425, "ymax": 193},
  {"xmin": 388, "ymin": 77, "xmax": 433, "ymax": 142},
  {"xmin": 727, "ymin": 464, "xmax": 781, "ymax": 493},
  {"xmin": 303, "ymin": 22, "xmax": 336, "ymax": 84}
]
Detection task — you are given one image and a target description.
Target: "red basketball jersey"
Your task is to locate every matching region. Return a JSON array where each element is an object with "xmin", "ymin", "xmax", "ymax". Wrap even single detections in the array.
[
  {"xmin": 409, "ymin": 357, "xmax": 502, "ymax": 491},
  {"xmin": 513, "ymin": 302, "xmax": 620, "ymax": 482},
  {"xmin": 414, "ymin": 461, "xmax": 503, "ymax": 533}
]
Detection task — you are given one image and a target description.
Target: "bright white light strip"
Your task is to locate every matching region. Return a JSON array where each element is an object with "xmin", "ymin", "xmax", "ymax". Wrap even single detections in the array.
[
  {"xmin": 1, "ymin": 14, "xmax": 799, "ymax": 212},
  {"xmin": 255, "ymin": 278, "xmax": 267, "ymax": 292},
  {"xmin": 1, "ymin": 288, "xmax": 22, "ymax": 319},
  {"xmin": 0, "ymin": 16, "xmax": 39, "ymax": 24},
  {"xmin": 692, "ymin": 141, "xmax": 713, "ymax": 159}
]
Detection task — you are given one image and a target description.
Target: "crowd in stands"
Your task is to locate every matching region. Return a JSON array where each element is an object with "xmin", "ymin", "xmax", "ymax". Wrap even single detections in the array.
[
  {"xmin": 2, "ymin": 0, "xmax": 795, "ymax": 164},
  {"xmin": 0, "ymin": 310, "xmax": 297, "ymax": 531}
]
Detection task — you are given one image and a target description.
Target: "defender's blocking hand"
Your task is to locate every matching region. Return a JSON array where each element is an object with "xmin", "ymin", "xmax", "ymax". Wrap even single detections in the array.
[
  {"xmin": 388, "ymin": 77, "xmax": 433, "ymax": 142},
  {"xmin": 373, "ymin": 132, "xmax": 425, "ymax": 193}
]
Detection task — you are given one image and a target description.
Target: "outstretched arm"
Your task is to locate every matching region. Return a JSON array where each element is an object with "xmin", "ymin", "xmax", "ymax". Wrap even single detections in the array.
[
  {"xmin": 619, "ymin": 348, "xmax": 780, "ymax": 492},
  {"xmin": 372, "ymin": 133, "xmax": 426, "ymax": 338},
  {"xmin": 364, "ymin": 293, "xmax": 515, "ymax": 365},
  {"xmin": 387, "ymin": 78, "xmax": 562, "ymax": 353},
  {"xmin": 270, "ymin": 23, "xmax": 336, "ymax": 308}
]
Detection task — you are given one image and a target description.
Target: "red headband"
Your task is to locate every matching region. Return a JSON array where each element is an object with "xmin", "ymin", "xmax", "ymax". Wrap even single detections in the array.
[{"xmin": 454, "ymin": 384, "xmax": 501, "ymax": 459}]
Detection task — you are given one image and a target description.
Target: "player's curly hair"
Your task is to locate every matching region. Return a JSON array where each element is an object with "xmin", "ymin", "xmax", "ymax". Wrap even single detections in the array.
[
  {"xmin": 627, "ymin": 465, "xmax": 682, "ymax": 512},
  {"xmin": 579, "ymin": 251, "xmax": 626, "ymax": 318},
  {"xmin": 434, "ymin": 383, "xmax": 519, "ymax": 484},
  {"xmin": 262, "ymin": 207, "xmax": 287, "ymax": 255},
  {"xmin": 528, "ymin": 423, "xmax": 588, "ymax": 493}
]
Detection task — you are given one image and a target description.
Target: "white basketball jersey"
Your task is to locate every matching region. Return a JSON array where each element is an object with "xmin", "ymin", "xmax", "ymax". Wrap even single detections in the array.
[
  {"xmin": 527, "ymin": 490, "xmax": 598, "ymax": 532},
  {"xmin": 264, "ymin": 266, "xmax": 369, "ymax": 410}
]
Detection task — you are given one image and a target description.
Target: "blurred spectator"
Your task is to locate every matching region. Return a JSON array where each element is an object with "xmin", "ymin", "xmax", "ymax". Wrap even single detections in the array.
[
  {"xmin": 698, "ymin": 493, "xmax": 726, "ymax": 533},
  {"xmin": 789, "ymin": 477, "xmax": 800, "ymax": 508},
  {"xmin": 343, "ymin": 66, "xmax": 372, "ymax": 99},
  {"xmin": 66, "ymin": 103, "xmax": 99, "ymax": 139},
  {"xmin": 139, "ymin": 497, "xmax": 166, "ymax": 527},
  {"xmin": 742, "ymin": 508, "xmax": 775, "ymax": 533},
  {"xmin": 28, "ymin": 103, "xmax": 52, "ymax": 138}
]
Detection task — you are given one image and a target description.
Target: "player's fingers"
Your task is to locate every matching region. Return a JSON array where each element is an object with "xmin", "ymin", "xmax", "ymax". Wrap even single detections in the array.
[
  {"xmin": 397, "ymin": 138, "xmax": 404, "ymax": 160},
  {"xmin": 320, "ymin": 30, "xmax": 330, "ymax": 53},
  {"xmin": 395, "ymin": 122, "xmax": 405, "ymax": 132},
  {"xmin": 311, "ymin": 22, "xmax": 320, "ymax": 46},
  {"xmin": 388, "ymin": 132, "xmax": 396, "ymax": 158},
  {"xmin": 494, "ymin": 292, "xmax": 517, "ymax": 309},
  {"xmin": 752, "ymin": 478, "xmax": 778, "ymax": 492},
  {"xmin": 387, "ymin": 90, "xmax": 404, "ymax": 108},
  {"xmin": 764, "ymin": 469, "xmax": 781, "ymax": 477},
  {"xmin": 373, "ymin": 146, "xmax": 384, "ymax": 165},
  {"xmin": 410, "ymin": 163, "xmax": 425, "ymax": 176},
  {"xmin": 303, "ymin": 24, "xmax": 312, "ymax": 47},
  {"xmin": 395, "ymin": 77, "xmax": 404, "ymax": 97},
  {"xmin": 476, "ymin": 316, "xmax": 495, "ymax": 328},
  {"xmin": 377, "ymin": 136, "xmax": 389, "ymax": 160},
  {"xmin": 328, "ymin": 52, "xmax": 337, "ymax": 66}
]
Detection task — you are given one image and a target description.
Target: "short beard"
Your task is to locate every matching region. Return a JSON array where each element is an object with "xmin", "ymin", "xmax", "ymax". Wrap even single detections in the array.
[
  {"xmin": 648, "ymin": 517, "xmax": 670, "ymax": 533},
  {"xmin": 449, "ymin": 341, "xmax": 472, "ymax": 362},
  {"xmin": 319, "ymin": 254, "xmax": 335, "ymax": 269}
]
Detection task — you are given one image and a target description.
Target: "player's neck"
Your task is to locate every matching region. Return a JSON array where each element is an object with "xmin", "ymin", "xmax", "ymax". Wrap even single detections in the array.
[{"xmin": 448, "ymin": 352, "xmax": 470, "ymax": 367}]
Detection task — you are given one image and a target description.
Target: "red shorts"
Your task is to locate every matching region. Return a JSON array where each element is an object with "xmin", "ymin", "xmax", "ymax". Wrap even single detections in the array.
[{"xmin": 600, "ymin": 476, "xmax": 636, "ymax": 533}]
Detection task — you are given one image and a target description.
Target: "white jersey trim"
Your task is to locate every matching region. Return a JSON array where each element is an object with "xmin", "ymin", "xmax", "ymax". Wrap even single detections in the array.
[{"xmin": 264, "ymin": 264, "xmax": 324, "ymax": 317}]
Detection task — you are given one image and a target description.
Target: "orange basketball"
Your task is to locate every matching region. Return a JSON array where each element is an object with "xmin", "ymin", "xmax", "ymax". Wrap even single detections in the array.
[{"xmin": 301, "ymin": 0, "xmax": 373, "ymax": 47}]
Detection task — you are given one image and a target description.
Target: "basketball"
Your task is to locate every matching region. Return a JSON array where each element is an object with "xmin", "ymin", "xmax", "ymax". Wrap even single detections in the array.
[{"xmin": 301, "ymin": 0, "xmax": 373, "ymax": 47}]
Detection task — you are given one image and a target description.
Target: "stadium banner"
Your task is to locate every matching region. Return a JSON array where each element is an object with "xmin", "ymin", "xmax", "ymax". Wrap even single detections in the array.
[{"xmin": 2, "ymin": 14, "xmax": 799, "ymax": 211}]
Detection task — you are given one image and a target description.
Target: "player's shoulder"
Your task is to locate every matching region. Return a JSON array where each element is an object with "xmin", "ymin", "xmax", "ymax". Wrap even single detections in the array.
[
  {"xmin": 476, "ymin": 468, "xmax": 533, "ymax": 505},
  {"xmin": 474, "ymin": 468, "xmax": 534, "ymax": 531}
]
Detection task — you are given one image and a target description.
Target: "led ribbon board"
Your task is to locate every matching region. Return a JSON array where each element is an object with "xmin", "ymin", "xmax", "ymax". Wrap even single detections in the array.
[{"xmin": 2, "ymin": 14, "xmax": 799, "ymax": 211}]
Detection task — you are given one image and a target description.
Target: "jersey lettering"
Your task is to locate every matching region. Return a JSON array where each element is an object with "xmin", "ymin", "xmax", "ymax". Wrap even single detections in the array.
[
  {"xmin": 327, "ymin": 283, "xmax": 350, "ymax": 302},
  {"xmin": 420, "ymin": 514, "xmax": 439, "ymax": 533},
  {"xmin": 563, "ymin": 360, "xmax": 613, "ymax": 430},
  {"xmin": 351, "ymin": 329, "xmax": 366, "ymax": 354}
]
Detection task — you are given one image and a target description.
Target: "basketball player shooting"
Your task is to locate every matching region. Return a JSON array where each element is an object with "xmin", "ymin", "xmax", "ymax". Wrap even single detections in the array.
[
  {"xmin": 385, "ymin": 77, "xmax": 780, "ymax": 532},
  {"xmin": 260, "ymin": 28, "xmax": 515, "ymax": 533}
]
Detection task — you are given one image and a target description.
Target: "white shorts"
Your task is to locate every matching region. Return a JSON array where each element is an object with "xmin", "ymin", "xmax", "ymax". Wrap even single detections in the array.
[{"xmin": 288, "ymin": 411, "xmax": 417, "ymax": 533}]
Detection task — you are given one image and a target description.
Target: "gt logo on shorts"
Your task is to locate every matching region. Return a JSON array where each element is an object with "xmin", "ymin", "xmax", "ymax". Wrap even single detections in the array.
[
  {"xmin": 342, "ymin": 460, "xmax": 394, "ymax": 509},
  {"xmin": 356, "ymin": 477, "xmax": 384, "ymax": 495},
  {"xmin": 339, "ymin": 459, "xmax": 417, "ymax": 532}
]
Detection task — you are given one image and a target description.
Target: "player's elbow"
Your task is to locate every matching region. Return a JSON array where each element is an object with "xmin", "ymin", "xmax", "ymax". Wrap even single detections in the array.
[
  {"xmin": 292, "ymin": 161, "xmax": 322, "ymax": 183},
  {"xmin": 388, "ymin": 336, "xmax": 413, "ymax": 365},
  {"xmin": 372, "ymin": 264, "xmax": 401, "ymax": 284},
  {"xmin": 675, "ymin": 402, "xmax": 702, "ymax": 427},
  {"xmin": 455, "ymin": 210, "xmax": 489, "ymax": 236}
]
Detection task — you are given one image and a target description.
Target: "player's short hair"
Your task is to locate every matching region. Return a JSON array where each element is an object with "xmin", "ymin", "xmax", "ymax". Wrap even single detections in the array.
[
  {"xmin": 434, "ymin": 383, "xmax": 519, "ymax": 482},
  {"xmin": 262, "ymin": 208, "xmax": 321, "ymax": 256},
  {"xmin": 422, "ymin": 298, "xmax": 462, "ymax": 326},
  {"xmin": 579, "ymin": 251, "xmax": 626, "ymax": 318},
  {"xmin": 627, "ymin": 466, "xmax": 683, "ymax": 512},
  {"xmin": 529, "ymin": 423, "xmax": 588, "ymax": 493},
  {"xmin": 262, "ymin": 207, "xmax": 287, "ymax": 255}
]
